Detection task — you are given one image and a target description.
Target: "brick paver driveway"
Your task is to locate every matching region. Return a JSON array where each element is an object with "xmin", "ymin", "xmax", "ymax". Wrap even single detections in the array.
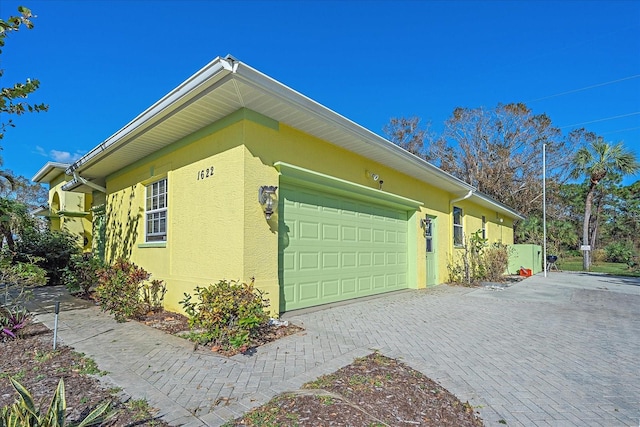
[
  {"xmin": 283, "ymin": 272, "xmax": 640, "ymax": 427},
  {"xmin": 33, "ymin": 272, "xmax": 639, "ymax": 426}
]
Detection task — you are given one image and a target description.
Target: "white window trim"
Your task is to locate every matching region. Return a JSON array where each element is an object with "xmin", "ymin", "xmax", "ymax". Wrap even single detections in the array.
[
  {"xmin": 453, "ymin": 206, "xmax": 463, "ymax": 247},
  {"xmin": 145, "ymin": 178, "xmax": 167, "ymax": 242}
]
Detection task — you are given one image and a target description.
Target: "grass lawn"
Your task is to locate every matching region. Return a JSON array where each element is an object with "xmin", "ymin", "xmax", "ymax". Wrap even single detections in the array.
[{"xmin": 559, "ymin": 257, "xmax": 640, "ymax": 277}]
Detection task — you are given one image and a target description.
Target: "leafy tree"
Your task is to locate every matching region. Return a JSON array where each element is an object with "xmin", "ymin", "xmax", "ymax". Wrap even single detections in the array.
[
  {"xmin": 0, "ymin": 5, "xmax": 48, "ymax": 140},
  {"xmin": 386, "ymin": 104, "xmax": 572, "ymax": 218},
  {"xmin": 0, "ymin": 168, "xmax": 47, "ymax": 211},
  {"xmin": 570, "ymin": 134, "xmax": 639, "ymax": 270},
  {"xmin": 383, "ymin": 116, "xmax": 432, "ymax": 157},
  {"xmin": 0, "ymin": 197, "xmax": 33, "ymax": 250}
]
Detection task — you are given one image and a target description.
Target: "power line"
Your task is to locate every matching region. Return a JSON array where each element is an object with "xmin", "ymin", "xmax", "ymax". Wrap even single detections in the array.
[
  {"xmin": 601, "ymin": 126, "xmax": 640, "ymax": 136},
  {"xmin": 528, "ymin": 74, "xmax": 640, "ymax": 103},
  {"xmin": 560, "ymin": 112, "xmax": 640, "ymax": 129}
]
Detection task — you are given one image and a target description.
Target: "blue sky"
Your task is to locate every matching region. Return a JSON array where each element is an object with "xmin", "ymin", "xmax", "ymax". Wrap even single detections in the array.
[{"xmin": 2, "ymin": 0, "xmax": 639, "ymax": 183}]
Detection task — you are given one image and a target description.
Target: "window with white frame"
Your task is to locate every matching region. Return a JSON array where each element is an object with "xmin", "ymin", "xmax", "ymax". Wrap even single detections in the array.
[
  {"xmin": 146, "ymin": 178, "xmax": 167, "ymax": 242},
  {"xmin": 453, "ymin": 206, "xmax": 463, "ymax": 247}
]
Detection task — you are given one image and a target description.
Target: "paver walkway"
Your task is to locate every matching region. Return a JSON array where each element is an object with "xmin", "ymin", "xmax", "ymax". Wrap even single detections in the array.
[{"xmin": 28, "ymin": 272, "xmax": 640, "ymax": 426}]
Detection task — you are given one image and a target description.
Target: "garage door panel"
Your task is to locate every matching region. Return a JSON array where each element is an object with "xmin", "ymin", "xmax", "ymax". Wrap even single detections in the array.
[
  {"xmin": 322, "ymin": 224, "xmax": 339, "ymax": 240},
  {"xmin": 322, "ymin": 252, "xmax": 339, "ymax": 269},
  {"xmin": 280, "ymin": 185, "xmax": 410, "ymax": 311},
  {"xmin": 358, "ymin": 252, "xmax": 372, "ymax": 266},
  {"xmin": 342, "ymin": 253, "xmax": 356, "ymax": 267},
  {"xmin": 341, "ymin": 278, "xmax": 356, "ymax": 294}
]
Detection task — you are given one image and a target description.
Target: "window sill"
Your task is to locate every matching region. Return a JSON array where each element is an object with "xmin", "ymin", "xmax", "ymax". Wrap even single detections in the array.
[{"xmin": 138, "ymin": 242, "xmax": 167, "ymax": 248}]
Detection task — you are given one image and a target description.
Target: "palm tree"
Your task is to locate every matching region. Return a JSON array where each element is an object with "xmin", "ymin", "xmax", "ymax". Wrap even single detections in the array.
[{"xmin": 570, "ymin": 138, "xmax": 639, "ymax": 270}]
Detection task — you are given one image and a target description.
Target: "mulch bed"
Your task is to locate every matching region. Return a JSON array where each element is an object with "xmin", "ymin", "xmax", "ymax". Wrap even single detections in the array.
[
  {"xmin": 0, "ymin": 323, "xmax": 169, "ymax": 426},
  {"xmin": 137, "ymin": 310, "xmax": 304, "ymax": 357},
  {"xmin": 226, "ymin": 352, "xmax": 484, "ymax": 426}
]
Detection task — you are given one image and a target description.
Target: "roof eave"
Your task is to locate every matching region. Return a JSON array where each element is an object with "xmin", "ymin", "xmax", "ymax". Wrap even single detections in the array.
[
  {"xmin": 32, "ymin": 162, "xmax": 71, "ymax": 183},
  {"xmin": 66, "ymin": 56, "xmax": 235, "ymax": 176},
  {"xmin": 232, "ymin": 62, "xmax": 476, "ymax": 194}
]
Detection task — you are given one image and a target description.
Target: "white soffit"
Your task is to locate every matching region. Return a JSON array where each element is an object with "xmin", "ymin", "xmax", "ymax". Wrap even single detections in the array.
[
  {"xmin": 32, "ymin": 162, "xmax": 70, "ymax": 183},
  {"xmin": 67, "ymin": 56, "xmax": 520, "ymax": 217}
]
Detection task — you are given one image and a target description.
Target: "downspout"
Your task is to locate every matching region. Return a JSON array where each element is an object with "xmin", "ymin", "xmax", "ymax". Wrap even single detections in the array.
[
  {"xmin": 72, "ymin": 172, "xmax": 106, "ymax": 193},
  {"xmin": 450, "ymin": 189, "xmax": 474, "ymax": 205},
  {"xmin": 449, "ymin": 189, "xmax": 475, "ymax": 254}
]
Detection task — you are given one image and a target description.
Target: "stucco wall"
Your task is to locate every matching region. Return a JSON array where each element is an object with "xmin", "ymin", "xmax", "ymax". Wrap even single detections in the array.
[
  {"xmin": 101, "ymin": 108, "xmax": 517, "ymax": 313},
  {"xmin": 46, "ymin": 172, "xmax": 93, "ymax": 251}
]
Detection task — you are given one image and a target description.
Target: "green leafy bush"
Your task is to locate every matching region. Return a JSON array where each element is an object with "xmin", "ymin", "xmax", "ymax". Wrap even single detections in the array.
[
  {"xmin": 13, "ymin": 229, "xmax": 79, "ymax": 286},
  {"xmin": 61, "ymin": 254, "xmax": 103, "ymax": 298},
  {"xmin": 1, "ymin": 256, "xmax": 46, "ymax": 307},
  {"xmin": 0, "ymin": 377, "xmax": 111, "ymax": 427},
  {"xmin": 604, "ymin": 241, "xmax": 636, "ymax": 264},
  {"xmin": 94, "ymin": 259, "xmax": 165, "ymax": 322},
  {"xmin": 180, "ymin": 279, "xmax": 269, "ymax": 350},
  {"xmin": 448, "ymin": 231, "xmax": 511, "ymax": 285}
]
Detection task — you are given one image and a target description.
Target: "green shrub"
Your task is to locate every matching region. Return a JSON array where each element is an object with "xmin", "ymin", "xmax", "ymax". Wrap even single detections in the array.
[
  {"xmin": 61, "ymin": 254, "xmax": 103, "ymax": 298},
  {"xmin": 1, "ymin": 256, "xmax": 47, "ymax": 307},
  {"xmin": 180, "ymin": 279, "xmax": 269, "ymax": 350},
  {"xmin": 0, "ymin": 377, "xmax": 111, "ymax": 427},
  {"xmin": 13, "ymin": 229, "xmax": 79, "ymax": 286},
  {"xmin": 447, "ymin": 231, "xmax": 511, "ymax": 285},
  {"xmin": 604, "ymin": 241, "xmax": 636, "ymax": 264},
  {"xmin": 591, "ymin": 248, "xmax": 607, "ymax": 263},
  {"xmin": 94, "ymin": 259, "xmax": 165, "ymax": 322}
]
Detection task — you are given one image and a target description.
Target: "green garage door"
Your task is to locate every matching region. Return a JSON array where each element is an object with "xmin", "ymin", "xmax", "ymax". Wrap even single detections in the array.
[{"xmin": 279, "ymin": 184, "xmax": 409, "ymax": 312}]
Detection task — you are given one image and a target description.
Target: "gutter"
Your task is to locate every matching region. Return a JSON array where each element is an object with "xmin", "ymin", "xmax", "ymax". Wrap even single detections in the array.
[
  {"xmin": 233, "ymin": 62, "xmax": 476, "ymax": 195},
  {"xmin": 71, "ymin": 172, "xmax": 106, "ymax": 193},
  {"xmin": 450, "ymin": 189, "xmax": 475, "ymax": 205},
  {"xmin": 65, "ymin": 56, "xmax": 235, "ymax": 176}
]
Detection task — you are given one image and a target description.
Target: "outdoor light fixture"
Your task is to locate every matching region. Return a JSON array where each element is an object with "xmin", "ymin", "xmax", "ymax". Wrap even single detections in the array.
[
  {"xmin": 258, "ymin": 185, "xmax": 278, "ymax": 220},
  {"xmin": 420, "ymin": 217, "xmax": 431, "ymax": 229},
  {"xmin": 366, "ymin": 170, "xmax": 380, "ymax": 182}
]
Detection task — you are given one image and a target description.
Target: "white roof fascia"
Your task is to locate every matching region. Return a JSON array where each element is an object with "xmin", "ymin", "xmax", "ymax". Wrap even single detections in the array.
[
  {"xmin": 66, "ymin": 56, "xmax": 234, "ymax": 175},
  {"xmin": 472, "ymin": 192, "xmax": 524, "ymax": 220},
  {"xmin": 32, "ymin": 162, "xmax": 70, "ymax": 183},
  {"xmin": 232, "ymin": 62, "xmax": 475, "ymax": 195}
]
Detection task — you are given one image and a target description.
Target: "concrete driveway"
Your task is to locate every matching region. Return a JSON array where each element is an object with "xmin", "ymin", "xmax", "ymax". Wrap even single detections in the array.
[{"xmin": 30, "ymin": 272, "xmax": 640, "ymax": 426}]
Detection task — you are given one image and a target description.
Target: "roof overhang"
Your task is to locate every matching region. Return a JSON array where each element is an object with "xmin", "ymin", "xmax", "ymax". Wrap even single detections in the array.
[
  {"xmin": 62, "ymin": 55, "xmax": 522, "ymax": 219},
  {"xmin": 31, "ymin": 205, "xmax": 50, "ymax": 216},
  {"xmin": 32, "ymin": 162, "xmax": 70, "ymax": 184}
]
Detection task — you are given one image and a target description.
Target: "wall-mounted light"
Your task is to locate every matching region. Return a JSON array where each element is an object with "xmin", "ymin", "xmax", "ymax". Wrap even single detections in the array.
[
  {"xmin": 366, "ymin": 170, "xmax": 380, "ymax": 182},
  {"xmin": 259, "ymin": 185, "xmax": 278, "ymax": 220},
  {"xmin": 420, "ymin": 217, "xmax": 431, "ymax": 229}
]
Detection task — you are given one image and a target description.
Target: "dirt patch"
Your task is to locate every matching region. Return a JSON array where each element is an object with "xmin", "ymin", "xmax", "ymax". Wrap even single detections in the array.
[
  {"xmin": 226, "ymin": 352, "xmax": 484, "ymax": 426},
  {"xmin": 0, "ymin": 323, "xmax": 169, "ymax": 426}
]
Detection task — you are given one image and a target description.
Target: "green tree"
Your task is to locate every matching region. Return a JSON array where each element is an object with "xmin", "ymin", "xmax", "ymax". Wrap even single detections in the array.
[
  {"xmin": 0, "ymin": 5, "xmax": 48, "ymax": 140},
  {"xmin": 0, "ymin": 168, "xmax": 47, "ymax": 211},
  {"xmin": 385, "ymin": 104, "xmax": 572, "ymax": 218},
  {"xmin": 570, "ymin": 135, "xmax": 639, "ymax": 270}
]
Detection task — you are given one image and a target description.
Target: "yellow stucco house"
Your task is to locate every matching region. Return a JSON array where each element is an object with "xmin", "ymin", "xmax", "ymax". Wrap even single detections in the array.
[
  {"xmin": 32, "ymin": 161, "xmax": 93, "ymax": 252},
  {"xmin": 33, "ymin": 56, "xmax": 521, "ymax": 314}
]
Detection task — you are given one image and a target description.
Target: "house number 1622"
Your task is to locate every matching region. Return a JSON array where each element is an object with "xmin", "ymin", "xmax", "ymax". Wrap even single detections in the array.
[{"xmin": 197, "ymin": 166, "xmax": 214, "ymax": 180}]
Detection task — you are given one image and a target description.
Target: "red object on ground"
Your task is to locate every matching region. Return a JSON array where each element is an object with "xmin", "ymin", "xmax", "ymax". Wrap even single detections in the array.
[{"xmin": 519, "ymin": 268, "xmax": 532, "ymax": 277}]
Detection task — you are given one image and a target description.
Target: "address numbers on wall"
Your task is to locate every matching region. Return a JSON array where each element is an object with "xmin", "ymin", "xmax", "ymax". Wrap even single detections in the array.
[{"xmin": 197, "ymin": 166, "xmax": 215, "ymax": 181}]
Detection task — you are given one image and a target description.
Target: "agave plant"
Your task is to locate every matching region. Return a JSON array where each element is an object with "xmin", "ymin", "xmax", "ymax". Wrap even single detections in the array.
[{"xmin": 0, "ymin": 377, "xmax": 112, "ymax": 427}]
